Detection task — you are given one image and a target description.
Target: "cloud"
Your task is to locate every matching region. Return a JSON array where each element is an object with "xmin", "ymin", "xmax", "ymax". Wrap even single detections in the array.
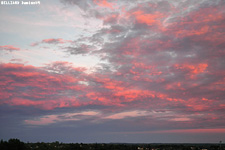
[
  {"xmin": 31, "ymin": 38, "xmax": 72, "ymax": 46},
  {"xmin": 64, "ymin": 44, "xmax": 97, "ymax": 55},
  {"xmin": 65, "ymin": 0, "xmax": 224, "ymax": 128},
  {"xmin": 173, "ymin": 63, "xmax": 208, "ymax": 79},
  {"xmin": 0, "ymin": 45, "xmax": 20, "ymax": 51},
  {"xmin": 2, "ymin": 0, "xmax": 223, "ymax": 119},
  {"xmin": 0, "ymin": 63, "xmax": 87, "ymax": 110},
  {"xmin": 117, "ymin": 128, "xmax": 225, "ymax": 134},
  {"xmin": 1, "ymin": 0, "xmax": 225, "ymax": 142},
  {"xmin": 131, "ymin": 10, "xmax": 164, "ymax": 26},
  {"xmin": 60, "ymin": 0, "xmax": 94, "ymax": 11},
  {"xmin": 24, "ymin": 110, "xmax": 100, "ymax": 125},
  {"xmin": 60, "ymin": 0, "xmax": 116, "ymax": 11},
  {"xmin": 93, "ymin": 0, "xmax": 115, "ymax": 9},
  {"xmin": 103, "ymin": 110, "xmax": 151, "ymax": 120}
]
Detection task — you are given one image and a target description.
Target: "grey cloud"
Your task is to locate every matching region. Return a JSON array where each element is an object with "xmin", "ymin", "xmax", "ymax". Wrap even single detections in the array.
[
  {"xmin": 64, "ymin": 44, "xmax": 96, "ymax": 55},
  {"xmin": 60, "ymin": 0, "xmax": 94, "ymax": 11}
]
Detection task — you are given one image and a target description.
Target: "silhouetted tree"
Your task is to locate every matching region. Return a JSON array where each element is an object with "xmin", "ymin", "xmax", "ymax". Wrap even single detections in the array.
[{"xmin": 0, "ymin": 138, "xmax": 29, "ymax": 150}]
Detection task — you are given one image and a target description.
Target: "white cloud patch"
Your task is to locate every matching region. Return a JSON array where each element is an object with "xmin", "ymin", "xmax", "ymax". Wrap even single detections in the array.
[{"xmin": 24, "ymin": 110, "xmax": 100, "ymax": 125}]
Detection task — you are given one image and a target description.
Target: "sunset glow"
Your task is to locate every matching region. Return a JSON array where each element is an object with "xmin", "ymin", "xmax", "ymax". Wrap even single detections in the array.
[{"xmin": 0, "ymin": 0, "xmax": 225, "ymax": 143}]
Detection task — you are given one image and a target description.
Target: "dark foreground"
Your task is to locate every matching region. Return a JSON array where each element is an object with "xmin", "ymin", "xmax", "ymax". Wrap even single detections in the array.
[{"xmin": 0, "ymin": 139, "xmax": 224, "ymax": 150}]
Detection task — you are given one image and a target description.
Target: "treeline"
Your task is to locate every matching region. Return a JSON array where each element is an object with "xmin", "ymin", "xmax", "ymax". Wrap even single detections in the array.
[{"xmin": 0, "ymin": 138, "xmax": 223, "ymax": 150}]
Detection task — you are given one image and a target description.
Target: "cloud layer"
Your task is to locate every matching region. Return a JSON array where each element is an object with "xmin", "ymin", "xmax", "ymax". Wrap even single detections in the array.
[{"xmin": 0, "ymin": 0, "xmax": 225, "ymax": 143}]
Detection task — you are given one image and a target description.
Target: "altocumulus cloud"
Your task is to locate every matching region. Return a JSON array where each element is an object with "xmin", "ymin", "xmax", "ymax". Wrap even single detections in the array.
[{"xmin": 0, "ymin": 0, "xmax": 225, "ymax": 143}]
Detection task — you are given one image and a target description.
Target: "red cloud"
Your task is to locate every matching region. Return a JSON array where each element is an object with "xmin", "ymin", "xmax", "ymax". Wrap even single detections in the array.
[
  {"xmin": 31, "ymin": 38, "xmax": 72, "ymax": 46},
  {"xmin": 42, "ymin": 38, "xmax": 66, "ymax": 44},
  {"xmin": 87, "ymin": 72, "xmax": 184, "ymax": 106},
  {"xmin": 165, "ymin": 82, "xmax": 184, "ymax": 90},
  {"xmin": 174, "ymin": 26, "xmax": 210, "ymax": 38},
  {"xmin": 118, "ymin": 37, "xmax": 143, "ymax": 56},
  {"xmin": 114, "ymin": 89, "xmax": 155, "ymax": 102},
  {"xmin": 165, "ymin": 3, "xmax": 225, "ymax": 44},
  {"xmin": 132, "ymin": 10, "xmax": 164, "ymax": 26},
  {"xmin": 174, "ymin": 63, "xmax": 208, "ymax": 78},
  {"xmin": 174, "ymin": 63, "xmax": 208, "ymax": 74},
  {"xmin": 0, "ymin": 45, "xmax": 20, "ymax": 51},
  {"xmin": 93, "ymin": 0, "xmax": 115, "ymax": 9},
  {"xmin": 185, "ymin": 98, "xmax": 213, "ymax": 111},
  {"xmin": 0, "ymin": 63, "xmax": 86, "ymax": 110}
]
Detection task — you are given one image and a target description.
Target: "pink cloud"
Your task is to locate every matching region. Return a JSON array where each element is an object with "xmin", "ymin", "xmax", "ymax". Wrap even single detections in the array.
[
  {"xmin": 31, "ymin": 38, "xmax": 72, "ymax": 46},
  {"xmin": 102, "ymin": 14, "xmax": 119, "ymax": 25},
  {"xmin": 42, "ymin": 38, "xmax": 71, "ymax": 44},
  {"xmin": 164, "ymin": 2, "xmax": 225, "ymax": 45},
  {"xmin": 155, "ymin": 128, "xmax": 225, "ymax": 134},
  {"xmin": 122, "ymin": 128, "xmax": 225, "ymax": 134},
  {"xmin": 93, "ymin": 0, "xmax": 115, "ymax": 9},
  {"xmin": 0, "ymin": 45, "xmax": 20, "ymax": 51},
  {"xmin": 1, "ymin": 0, "xmax": 225, "ymax": 126},
  {"xmin": 165, "ymin": 82, "xmax": 185, "ymax": 90},
  {"xmin": 174, "ymin": 63, "xmax": 208, "ymax": 78},
  {"xmin": 132, "ymin": 10, "xmax": 164, "ymax": 26},
  {"xmin": 0, "ymin": 63, "xmax": 86, "ymax": 110},
  {"xmin": 174, "ymin": 26, "xmax": 210, "ymax": 37}
]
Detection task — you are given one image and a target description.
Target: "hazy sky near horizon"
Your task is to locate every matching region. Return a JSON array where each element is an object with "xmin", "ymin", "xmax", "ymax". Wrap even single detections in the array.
[{"xmin": 0, "ymin": 0, "xmax": 225, "ymax": 143}]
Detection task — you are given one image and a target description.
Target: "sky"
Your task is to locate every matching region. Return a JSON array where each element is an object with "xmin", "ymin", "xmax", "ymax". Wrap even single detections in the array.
[{"xmin": 0, "ymin": 0, "xmax": 225, "ymax": 143}]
